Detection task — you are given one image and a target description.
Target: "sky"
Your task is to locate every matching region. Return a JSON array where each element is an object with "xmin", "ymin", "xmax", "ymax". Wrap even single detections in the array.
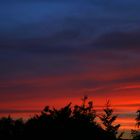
[{"xmin": 0, "ymin": 0, "xmax": 140, "ymax": 137}]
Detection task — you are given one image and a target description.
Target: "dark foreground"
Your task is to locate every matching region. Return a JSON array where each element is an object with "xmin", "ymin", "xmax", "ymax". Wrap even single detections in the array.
[{"xmin": 0, "ymin": 98, "xmax": 135, "ymax": 140}]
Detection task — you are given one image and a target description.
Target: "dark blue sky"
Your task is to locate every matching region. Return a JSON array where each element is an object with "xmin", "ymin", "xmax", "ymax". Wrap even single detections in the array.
[{"xmin": 1, "ymin": 0, "xmax": 140, "ymax": 77}]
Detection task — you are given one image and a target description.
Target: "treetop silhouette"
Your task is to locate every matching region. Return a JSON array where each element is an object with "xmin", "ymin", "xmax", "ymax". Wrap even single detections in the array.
[{"xmin": 0, "ymin": 97, "xmax": 123, "ymax": 140}]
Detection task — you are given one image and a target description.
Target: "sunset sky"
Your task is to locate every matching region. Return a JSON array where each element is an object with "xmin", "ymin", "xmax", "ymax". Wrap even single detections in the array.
[{"xmin": 0, "ymin": 0, "xmax": 140, "ymax": 137}]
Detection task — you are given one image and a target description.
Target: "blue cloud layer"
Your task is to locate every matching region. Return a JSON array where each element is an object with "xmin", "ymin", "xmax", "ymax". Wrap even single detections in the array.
[{"xmin": 0, "ymin": 0, "xmax": 140, "ymax": 99}]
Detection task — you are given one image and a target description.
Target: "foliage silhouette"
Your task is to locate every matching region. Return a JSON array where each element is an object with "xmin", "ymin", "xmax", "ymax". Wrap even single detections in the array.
[
  {"xmin": 136, "ymin": 110, "xmax": 140, "ymax": 128},
  {"xmin": 0, "ymin": 115, "xmax": 24, "ymax": 139},
  {"xmin": 131, "ymin": 109, "xmax": 140, "ymax": 140},
  {"xmin": 99, "ymin": 100, "xmax": 123, "ymax": 140},
  {"xmin": 0, "ymin": 97, "xmax": 122, "ymax": 140}
]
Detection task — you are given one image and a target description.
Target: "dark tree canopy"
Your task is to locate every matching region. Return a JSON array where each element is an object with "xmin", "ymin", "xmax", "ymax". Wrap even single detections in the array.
[{"xmin": 0, "ymin": 97, "xmax": 122, "ymax": 140}]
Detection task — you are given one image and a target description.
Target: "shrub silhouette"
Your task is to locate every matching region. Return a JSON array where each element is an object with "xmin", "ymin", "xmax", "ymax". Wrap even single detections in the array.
[{"xmin": 0, "ymin": 97, "xmax": 122, "ymax": 140}]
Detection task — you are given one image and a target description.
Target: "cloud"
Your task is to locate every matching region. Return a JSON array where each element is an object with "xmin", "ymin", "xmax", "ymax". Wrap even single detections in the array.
[
  {"xmin": 93, "ymin": 30, "xmax": 140, "ymax": 49},
  {"xmin": 114, "ymin": 85, "xmax": 140, "ymax": 91}
]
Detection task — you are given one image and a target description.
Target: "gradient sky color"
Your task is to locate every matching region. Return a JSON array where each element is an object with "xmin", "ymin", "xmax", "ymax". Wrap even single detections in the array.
[{"xmin": 0, "ymin": 0, "xmax": 140, "ymax": 138}]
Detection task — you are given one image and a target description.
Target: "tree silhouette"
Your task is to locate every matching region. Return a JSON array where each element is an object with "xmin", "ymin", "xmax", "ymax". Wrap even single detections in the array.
[
  {"xmin": 73, "ymin": 96, "xmax": 96, "ymax": 123},
  {"xmin": 131, "ymin": 109, "xmax": 140, "ymax": 140},
  {"xmin": 99, "ymin": 100, "xmax": 123, "ymax": 140},
  {"xmin": 136, "ymin": 110, "xmax": 140, "ymax": 128},
  {"xmin": 0, "ymin": 97, "xmax": 122, "ymax": 140}
]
